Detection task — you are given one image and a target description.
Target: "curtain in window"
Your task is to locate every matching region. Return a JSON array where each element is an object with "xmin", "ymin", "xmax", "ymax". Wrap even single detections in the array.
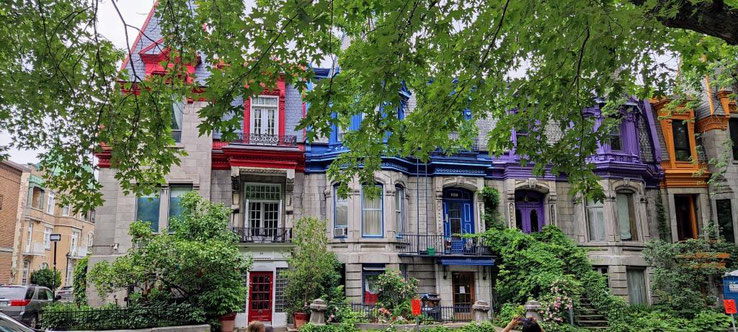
[
  {"xmin": 617, "ymin": 193, "xmax": 637, "ymax": 241},
  {"xmin": 171, "ymin": 101, "xmax": 184, "ymax": 130},
  {"xmin": 335, "ymin": 187, "xmax": 348, "ymax": 228},
  {"xmin": 362, "ymin": 185, "xmax": 382, "ymax": 236},
  {"xmin": 137, "ymin": 194, "xmax": 161, "ymax": 232},
  {"xmin": 587, "ymin": 200, "xmax": 605, "ymax": 241},
  {"xmin": 627, "ymin": 268, "xmax": 647, "ymax": 304}
]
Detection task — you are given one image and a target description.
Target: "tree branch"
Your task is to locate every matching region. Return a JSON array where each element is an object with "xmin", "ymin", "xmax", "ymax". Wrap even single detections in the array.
[{"xmin": 633, "ymin": 0, "xmax": 738, "ymax": 45}]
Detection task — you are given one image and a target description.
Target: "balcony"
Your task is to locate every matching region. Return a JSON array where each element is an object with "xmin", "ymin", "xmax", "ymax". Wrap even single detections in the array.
[
  {"xmin": 397, "ymin": 234, "xmax": 494, "ymax": 257},
  {"xmin": 231, "ymin": 227, "xmax": 293, "ymax": 244},
  {"xmin": 24, "ymin": 242, "xmax": 46, "ymax": 256},
  {"xmin": 231, "ymin": 133, "xmax": 298, "ymax": 147}
]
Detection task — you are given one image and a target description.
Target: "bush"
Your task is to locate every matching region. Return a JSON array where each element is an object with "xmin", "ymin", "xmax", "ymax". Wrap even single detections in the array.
[
  {"xmin": 72, "ymin": 256, "xmax": 88, "ymax": 305},
  {"xmin": 608, "ymin": 308, "xmax": 730, "ymax": 332},
  {"xmin": 41, "ymin": 301, "xmax": 206, "ymax": 330},
  {"xmin": 375, "ymin": 270, "xmax": 418, "ymax": 317},
  {"xmin": 30, "ymin": 268, "xmax": 62, "ymax": 289}
]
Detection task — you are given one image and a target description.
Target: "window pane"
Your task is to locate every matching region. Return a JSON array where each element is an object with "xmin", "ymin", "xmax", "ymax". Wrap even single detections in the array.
[
  {"xmin": 672, "ymin": 120, "xmax": 691, "ymax": 161},
  {"xmin": 395, "ymin": 186, "xmax": 404, "ymax": 234},
  {"xmin": 335, "ymin": 189, "xmax": 348, "ymax": 228},
  {"xmin": 610, "ymin": 124, "xmax": 622, "ymax": 151},
  {"xmin": 617, "ymin": 193, "xmax": 637, "ymax": 241},
  {"xmin": 169, "ymin": 185, "xmax": 192, "ymax": 220},
  {"xmin": 362, "ymin": 185, "xmax": 383, "ymax": 236},
  {"xmin": 137, "ymin": 195, "xmax": 161, "ymax": 232},
  {"xmin": 717, "ymin": 199, "xmax": 734, "ymax": 243},
  {"xmin": 627, "ymin": 268, "xmax": 647, "ymax": 304},
  {"xmin": 274, "ymin": 268, "xmax": 288, "ymax": 312},
  {"xmin": 730, "ymin": 118, "xmax": 738, "ymax": 161},
  {"xmin": 587, "ymin": 200, "xmax": 605, "ymax": 241}
]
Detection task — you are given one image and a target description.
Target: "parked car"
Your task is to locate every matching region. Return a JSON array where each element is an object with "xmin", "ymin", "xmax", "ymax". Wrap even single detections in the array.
[
  {"xmin": 0, "ymin": 285, "xmax": 53, "ymax": 329},
  {"xmin": 55, "ymin": 286, "xmax": 73, "ymax": 303},
  {"xmin": 0, "ymin": 312, "xmax": 34, "ymax": 332}
]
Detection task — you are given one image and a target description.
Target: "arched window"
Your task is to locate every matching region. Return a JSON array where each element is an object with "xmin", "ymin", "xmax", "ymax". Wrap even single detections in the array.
[
  {"xmin": 395, "ymin": 185, "xmax": 405, "ymax": 236},
  {"xmin": 334, "ymin": 185, "xmax": 348, "ymax": 236},
  {"xmin": 362, "ymin": 184, "xmax": 383, "ymax": 237}
]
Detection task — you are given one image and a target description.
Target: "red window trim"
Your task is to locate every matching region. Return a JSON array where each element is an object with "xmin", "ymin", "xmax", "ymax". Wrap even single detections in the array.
[{"xmin": 244, "ymin": 78, "xmax": 286, "ymax": 137}]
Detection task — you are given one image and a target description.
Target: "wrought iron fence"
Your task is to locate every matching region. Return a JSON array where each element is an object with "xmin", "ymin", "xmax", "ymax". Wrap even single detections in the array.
[
  {"xmin": 231, "ymin": 227, "xmax": 293, "ymax": 243},
  {"xmin": 231, "ymin": 133, "xmax": 298, "ymax": 147},
  {"xmin": 336, "ymin": 303, "xmax": 473, "ymax": 322},
  {"xmin": 396, "ymin": 234, "xmax": 493, "ymax": 256}
]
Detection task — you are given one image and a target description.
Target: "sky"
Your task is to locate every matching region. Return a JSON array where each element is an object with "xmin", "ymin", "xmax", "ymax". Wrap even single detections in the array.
[{"xmin": 0, "ymin": 0, "xmax": 156, "ymax": 165}]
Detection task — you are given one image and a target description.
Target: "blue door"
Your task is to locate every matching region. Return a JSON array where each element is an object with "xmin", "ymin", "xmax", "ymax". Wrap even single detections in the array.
[{"xmin": 443, "ymin": 189, "xmax": 474, "ymax": 254}]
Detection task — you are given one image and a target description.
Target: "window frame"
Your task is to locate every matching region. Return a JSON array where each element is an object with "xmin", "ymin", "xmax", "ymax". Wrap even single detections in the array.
[
  {"xmin": 361, "ymin": 184, "xmax": 384, "ymax": 238},
  {"xmin": 395, "ymin": 185, "xmax": 405, "ymax": 236},
  {"xmin": 362, "ymin": 264, "xmax": 385, "ymax": 305},
  {"xmin": 46, "ymin": 192, "xmax": 55, "ymax": 214},
  {"xmin": 168, "ymin": 185, "xmax": 193, "ymax": 221},
  {"xmin": 616, "ymin": 192, "xmax": 639, "ymax": 242},
  {"xmin": 717, "ymin": 199, "xmax": 735, "ymax": 243},
  {"xmin": 626, "ymin": 267, "xmax": 648, "ymax": 305},
  {"xmin": 243, "ymin": 183, "xmax": 282, "ymax": 233},
  {"xmin": 43, "ymin": 227, "xmax": 52, "ymax": 250},
  {"xmin": 333, "ymin": 185, "xmax": 348, "ymax": 235},
  {"xmin": 585, "ymin": 198, "xmax": 606, "ymax": 242},
  {"xmin": 730, "ymin": 117, "xmax": 738, "ymax": 162},
  {"xmin": 171, "ymin": 100, "xmax": 184, "ymax": 143},
  {"xmin": 249, "ymin": 95, "xmax": 280, "ymax": 137},
  {"xmin": 671, "ymin": 119, "xmax": 693, "ymax": 162},
  {"xmin": 135, "ymin": 190, "xmax": 162, "ymax": 233}
]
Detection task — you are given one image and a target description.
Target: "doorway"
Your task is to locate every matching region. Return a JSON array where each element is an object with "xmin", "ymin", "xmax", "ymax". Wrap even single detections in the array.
[
  {"xmin": 452, "ymin": 272, "xmax": 475, "ymax": 318},
  {"xmin": 443, "ymin": 188, "xmax": 474, "ymax": 254},
  {"xmin": 515, "ymin": 191, "xmax": 545, "ymax": 233},
  {"xmin": 675, "ymin": 195, "xmax": 698, "ymax": 240},
  {"xmin": 248, "ymin": 272, "xmax": 273, "ymax": 323}
]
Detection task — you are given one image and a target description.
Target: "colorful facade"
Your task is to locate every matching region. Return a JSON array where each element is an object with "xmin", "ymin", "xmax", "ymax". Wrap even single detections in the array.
[{"xmin": 90, "ymin": 3, "xmax": 738, "ymax": 329}]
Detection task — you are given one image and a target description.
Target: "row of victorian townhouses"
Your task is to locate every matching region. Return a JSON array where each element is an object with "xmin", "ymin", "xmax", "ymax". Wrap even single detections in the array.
[
  {"xmin": 0, "ymin": 161, "xmax": 95, "ymax": 287},
  {"xmin": 88, "ymin": 4, "xmax": 738, "ymax": 329}
]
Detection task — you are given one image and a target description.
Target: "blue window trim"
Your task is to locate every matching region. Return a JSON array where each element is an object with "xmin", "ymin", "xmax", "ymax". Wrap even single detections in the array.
[
  {"xmin": 395, "ymin": 185, "xmax": 404, "ymax": 238},
  {"xmin": 361, "ymin": 183, "xmax": 384, "ymax": 238},
  {"xmin": 334, "ymin": 185, "xmax": 348, "ymax": 237}
]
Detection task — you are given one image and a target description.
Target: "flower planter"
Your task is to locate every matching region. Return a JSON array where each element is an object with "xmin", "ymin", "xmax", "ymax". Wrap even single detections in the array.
[
  {"xmin": 219, "ymin": 312, "xmax": 237, "ymax": 332},
  {"xmin": 294, "ymin": 312, "xmax": 309, "ymax": 329}
]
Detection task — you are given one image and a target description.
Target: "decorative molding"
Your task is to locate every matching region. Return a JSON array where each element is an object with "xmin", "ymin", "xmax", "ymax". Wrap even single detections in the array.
[{"xmin": 696, "ymin": 115, "xmax": 728, "ymax": 132}]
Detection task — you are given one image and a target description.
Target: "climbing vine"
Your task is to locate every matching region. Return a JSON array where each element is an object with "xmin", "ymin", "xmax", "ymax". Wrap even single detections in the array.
[{"xmin": 479, "ymin": 186, "xmax": 504, "ymax": 230}]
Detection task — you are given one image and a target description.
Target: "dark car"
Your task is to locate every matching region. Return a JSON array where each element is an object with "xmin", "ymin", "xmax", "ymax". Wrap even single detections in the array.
[
  {"xmin": 0, "ymin": 312, "xmax": 34, "ymax": 332},
  {"xmin": 0, "ymin": 285, "xmax": 53, "ymax": 328}
]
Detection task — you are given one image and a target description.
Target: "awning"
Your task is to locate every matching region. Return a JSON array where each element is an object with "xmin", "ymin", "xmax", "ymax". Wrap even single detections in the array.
[{"xmin": 440, "ymin": 258, "xmax": 495, "ymax": 266}]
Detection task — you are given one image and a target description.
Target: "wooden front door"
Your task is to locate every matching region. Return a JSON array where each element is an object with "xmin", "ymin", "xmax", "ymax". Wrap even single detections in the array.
[
  {"xmin": 248, "ymin": 272, "xmax": 273, "ymax": 323},
  {"xmin": 452, "ymin": 272, "xmax": 475, "ymax": 315}
]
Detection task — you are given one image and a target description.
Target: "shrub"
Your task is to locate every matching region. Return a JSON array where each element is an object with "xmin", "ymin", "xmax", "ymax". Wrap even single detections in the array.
[
  {"xmin": 30, "ymin": 268, "xmax": 62, "ymax": 289},
  {"xmin": 72, "ymin": 256, "xmax": 88, "ymax": 305},
  {"xmin": 41, "ymin": 301, "xmax": 206, "ymax": 330},
  {"xmin": 284, "ymin": 217, "xmax": 344, "ymax": 316},
  {"xmin": 375, "ymin": 270, "xmax": 418, "ymax": 317}
]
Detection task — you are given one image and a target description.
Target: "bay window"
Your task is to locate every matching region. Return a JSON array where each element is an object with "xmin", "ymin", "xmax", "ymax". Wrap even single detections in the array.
[{"xmin": 362, "ymin": 184, "xmax": 383, "ymax": 237}]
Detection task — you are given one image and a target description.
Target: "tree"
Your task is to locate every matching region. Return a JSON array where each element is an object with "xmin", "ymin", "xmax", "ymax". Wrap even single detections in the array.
[
  {"xmin": 283, "ymin": 217, "xmax": 343, "ymax": 315},
  {"xmin": 3, "ymin": 0, "xmax": 738, "ymax": 206},
  {"xmin": 30, "ymin": 268, "xmax": 61, "ymax": 290},
  {"xmin": 88, "ymin": 192, "xmax": 251, "ymax": 319}
]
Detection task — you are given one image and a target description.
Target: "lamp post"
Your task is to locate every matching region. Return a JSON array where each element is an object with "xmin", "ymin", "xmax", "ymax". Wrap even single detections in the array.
[
  {"xmin": 49, "ymin": 233, "xmax": 61, "ymax": 300},
  {"xmin": 64, "ymin": 252, "xmax": 70, "ymax": 287}
]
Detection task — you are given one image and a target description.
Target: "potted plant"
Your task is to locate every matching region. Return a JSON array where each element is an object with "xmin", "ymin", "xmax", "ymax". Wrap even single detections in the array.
[
  {"xmin": 219, "ymin": 312, "xmax": 237, "ymax": 332},
  {"xmin": 292, "ymin": 307, "xmax": 309, "ymax": 329}
]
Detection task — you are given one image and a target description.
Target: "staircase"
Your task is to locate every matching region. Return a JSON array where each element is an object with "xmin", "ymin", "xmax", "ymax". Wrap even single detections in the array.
[{"xmin": 575, "ymin": 297, "xmax": 608, "ymax": 329}]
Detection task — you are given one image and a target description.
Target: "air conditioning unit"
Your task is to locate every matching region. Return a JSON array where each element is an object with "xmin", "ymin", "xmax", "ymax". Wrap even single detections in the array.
[{"xmin": 334, "ymin": 228, "xmax": 347, "ymax": 238}]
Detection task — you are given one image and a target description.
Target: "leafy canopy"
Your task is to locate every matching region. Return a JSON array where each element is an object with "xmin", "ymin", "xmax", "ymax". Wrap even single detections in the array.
[
  {"xmin": 88, "ymin": 192, "xmax": 251, "ymax": 318},
  {"xmin": 3, "ymin": 0, "xmax": 738, "ymax": 206},
  {"xmin": 30, "ymin": 267, "xmax": 62, "ymax": 289}
]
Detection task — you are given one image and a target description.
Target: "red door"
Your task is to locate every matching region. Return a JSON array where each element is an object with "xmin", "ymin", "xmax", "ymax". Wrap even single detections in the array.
[{"xmin": 248, "ymin": 272, "xmax": 273, "ymax": 323}]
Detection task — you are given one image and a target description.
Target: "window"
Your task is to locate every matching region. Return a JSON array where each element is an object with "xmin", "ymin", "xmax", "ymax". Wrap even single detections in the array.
[
  {"xmin": 675, "ymin": 195, "xmax": 698, "ymax": 240},
  {"xmin": 37, "ymin": 288, "xmax": 47, "ymax": 301},
  {"xmin": 672, "ymin": 119, "xmax": 692, "ymax": 161},
  {"xmin": 171, "ymin": 100, "xmax": 184, "ymax": 143},
  {"xmin": 168, "ymin": 185, "xmax": 192, "ymax": 221},
  {"xmin": 46, "ymin": 192, "xmax": 55, "ymax": 214},
  {"xmin": 334, "ymin": 185, "xmax": 348, "ymax": 233},
  {"xmin": 22, "ymin": 261, "xmax": 29, "ymax": 285},
  {"xmin": 136, "ymin": 192, "xmax": 161, "ymax": 232},
  {"xmin": 43, "ymin": 227, "xmax": 52, "ymax": 250},
  {"xmin": 250, "ymin": 96, "xmax": 279, "ymax": 138},
  {"xmin": 88, "ymin": 233, "xmax": 94, "ymax": 247},
  {"xmin": 362, "ymin": 184, "xmax": 383, "ymax": 237},
  {"xmin": 730, "ymin": 118, "xmax": 738, "ymax": 161},
  {"xmin": 274, "ymin": 268, "xmax": 288, "ymax": 312},
  {"xmin": 627, "ymin": 268, "xmax": 648, "ymax": 305},
  {"xmin": 244, "ymin": 184, "xmax": 281, "ymax": 236},
  {"xmin": 616, "ymin": 193, "xmax": 638, "ymax": 241},
  {"xmin": 25, "ymin": 222, "xmax": 32, "ymax": 253},
  {"xmin": 337, "ymin": 126, "xmax": 345, "ymax": 142},
  {"xmin": 717, "ymin": 199, "xmax": 734, "ymax": 243},
  {"xmin": 66, "ymin": 261, "xmax": 74, "ymax": 286},
  {"xmin": 362, "ymin": 264, "xmax": 385, "ymax": 304},
  {"xmin": 61, "ymin": 205, "xmax": 70, "ymax": 216},
  {"xmin": 395, "ymin": 186, "xmax": 404, "ymax": 235},
  {"xmin": 71, "ymin": 231, "xmax": 79, "ymax": 256},
  {"xmin": 586, "ymin": 199, "xmax": 605, "ymax": 241},
  {"xmin": 29, "ymin": 187, "xmax": 44, "ymax": 210},
  {"xmin": 609, "ymin": 123, "xmax": 622, "ymax": 151}
]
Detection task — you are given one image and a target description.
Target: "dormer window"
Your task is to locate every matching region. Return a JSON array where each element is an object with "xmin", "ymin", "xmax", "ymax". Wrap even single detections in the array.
[
  {"xmin": 250, "ymin": 96, "xmax": 279, "ymax": 139},
  {"xmin": 609, "ymin": 124, "xmax": 622, "ymax": 151},
  {"xmin": 172, "ymin": 100, "xmax": 184, "ymax": 143},
  {"xmin": 672, "ymin": 119, "xmax": 691, "ymax": 161}
]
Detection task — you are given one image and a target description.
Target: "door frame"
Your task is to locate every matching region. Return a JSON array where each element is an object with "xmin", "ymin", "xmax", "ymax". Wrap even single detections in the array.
[
  {"xmin": 248, "ymin": 271, "xmax": 274, "ymax": 323},
  {"xmin": 451, "ymin": 272, "xmax": 475, "ymax": 312},
  {"xmin": 515, "ymin": 190, "xmax": 545, "ymax": 233}
]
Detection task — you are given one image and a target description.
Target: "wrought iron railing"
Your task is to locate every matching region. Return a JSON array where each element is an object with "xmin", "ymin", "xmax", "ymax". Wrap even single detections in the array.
[
  {"xmin": 231, "ymin": 133, "xmax": 298, "ymax": 147},
  {"xmin": 336, "ymin": 303, "xmax": 473, "ymax": 322},
  {"xmin": 396, "ymin": 234, "xmax": 493, "ymax": 256},
  {"xmin": 231, "ymin": 227, "xmax": 293, "ymax": 243}
]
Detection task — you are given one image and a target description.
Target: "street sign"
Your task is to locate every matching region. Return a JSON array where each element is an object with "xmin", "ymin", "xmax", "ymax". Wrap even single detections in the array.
[
  {"xmin": 49, "ymin": 234, "xmax": 61, "ymax": 242},
  {"xmin": 411, "ymin": 299, "xmax": 421, "ymax": 316},
  {"xmin": 726, "ymin": 300, "xmax": 737, "ymax": 314}
]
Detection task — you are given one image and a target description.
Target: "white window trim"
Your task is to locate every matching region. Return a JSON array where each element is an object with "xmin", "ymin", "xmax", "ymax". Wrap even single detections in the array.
[
  {"xmin": 25, "ymin": 222, "xmax": 32, "ymax": 253},
  {"xmin": 243, "ymin": 183, "xmax": 282, "ymax": 230},
  {"xmin": 249, "ymin": 95, "xmax": 280, "ymax": 137},
  {"xmin": 43, "ymin": 227, "xmax": 52, "ymax": 250},
  {"xmin": 71, "ymin": 231, "xmax": 80, "ymax": 256},
  {"xmin": 47, "ymin": 192, "xmax": 55, "ymax": 214}
]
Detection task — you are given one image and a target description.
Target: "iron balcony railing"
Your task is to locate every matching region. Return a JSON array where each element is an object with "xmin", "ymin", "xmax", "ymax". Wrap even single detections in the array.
[
  {"xmin": 231, "ymin": 133, "xmax": 298, "ymax": 147},
  {"xmin": 396, "ymin": 233, "xmax": 493, "ymax": 256},
  {"xmin": 231, "ymin": 227, "xmax": 293, "ymax": 243}
]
